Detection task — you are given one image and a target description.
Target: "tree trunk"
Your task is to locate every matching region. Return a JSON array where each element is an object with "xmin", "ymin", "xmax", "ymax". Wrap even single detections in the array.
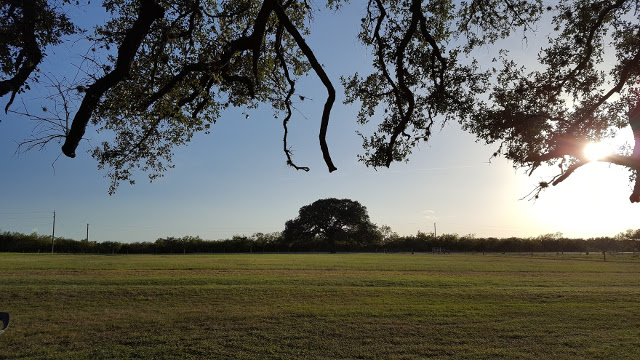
[{"xmin": 630, "ymin": 101, "xmax": 640, "ymax": 202}]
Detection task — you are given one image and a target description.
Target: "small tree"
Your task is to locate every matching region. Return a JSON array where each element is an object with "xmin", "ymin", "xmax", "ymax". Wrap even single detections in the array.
[
  {"xmin": 379, "ymin": 224, "xmax": 399, "ymax": 247},
  {"xmin": 283, "ymin": 198, "xmax": 381, "ymax": 252}
]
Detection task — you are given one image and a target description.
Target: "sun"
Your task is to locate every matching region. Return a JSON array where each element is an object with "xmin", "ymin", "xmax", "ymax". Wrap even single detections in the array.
[{"xmin": 583, "ymin": 141, "xmax": 613, "ymax": 161}]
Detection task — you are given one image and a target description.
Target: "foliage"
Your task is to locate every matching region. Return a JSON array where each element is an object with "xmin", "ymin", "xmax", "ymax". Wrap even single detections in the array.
[
  {"xmin": 0, "ymin": 0, "xmax": 77, "ymax": 110},
  {"xmin": 2, "ymin": 0, "xmax": 640, "ymax": 200},
  {"xmin": 461, "ymin": 0, "xmax": 640, "ymax": 202},
  {"xmin": 2, "ymin": 0, "xmax": 336, "ymax": 193},
  {"xmin": 343, "ymin": 0, "xmax": 640, "ymax": 202},
  {"xmin": 0, "ymin": 231, "xmax": 52, "ymax": 252},
  {"xmin": 282, "ymin": 198, "xmax": 382, "ymax": 252},
  {"xmin": 3, "ymin": 227, "xmax": 640, "ymax": 254},
  {"xmin": 616, "ymin": 228, "xmax": 640, "ymax": 240}
]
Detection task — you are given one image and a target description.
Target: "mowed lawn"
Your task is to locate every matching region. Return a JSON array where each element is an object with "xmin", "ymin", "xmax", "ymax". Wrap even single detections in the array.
[{"xmin": 1, "ymin": 253, "xmax": 639, "ymax": 359}]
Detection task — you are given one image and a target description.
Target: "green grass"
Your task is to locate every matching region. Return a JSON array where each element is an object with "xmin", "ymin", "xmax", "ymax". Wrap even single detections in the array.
[{"xmin": 1, "ymin": 253, "xmax": 639, "ymax": 359}]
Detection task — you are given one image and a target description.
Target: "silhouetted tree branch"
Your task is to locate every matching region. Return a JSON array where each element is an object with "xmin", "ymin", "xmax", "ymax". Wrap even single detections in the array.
[{"xmin": 4, "ymin": 0, "xmax": 640, "ymax": 202}]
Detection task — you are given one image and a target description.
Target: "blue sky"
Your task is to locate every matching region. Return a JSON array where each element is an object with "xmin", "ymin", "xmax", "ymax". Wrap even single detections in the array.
[{"xmin": 1, "ymin": 3, "xmax": 639, "ymax": 243}]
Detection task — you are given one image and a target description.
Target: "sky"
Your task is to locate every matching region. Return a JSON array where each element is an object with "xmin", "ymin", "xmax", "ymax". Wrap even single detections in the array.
[{"xmin": 1, "ymin": 2, "xmax": 639, "ymax": 243}]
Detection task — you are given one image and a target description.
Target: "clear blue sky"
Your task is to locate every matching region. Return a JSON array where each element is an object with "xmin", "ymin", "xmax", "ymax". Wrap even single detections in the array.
[{"xmin": 1, "ymin": 3, "xmax": 638, "ymax": 243}]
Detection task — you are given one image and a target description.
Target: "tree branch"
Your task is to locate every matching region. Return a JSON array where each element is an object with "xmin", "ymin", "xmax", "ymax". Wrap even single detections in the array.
[
  {"xmin": 61, "ymin": 0, "xmax": 165, "ymax": 158},
  {"xmin": 551, "ymin": 161, "xmax": 586, "ymax": 186},
  {"xmin": 275, "ymin": 24, "xmax": 309, "ymax": 172},
  {"xmin": 0, "ymin": 0, "xmax": 43, "ymax": 112},
  {"xmin": 416, "ymin": 6, "xmax": 446, "ymax": 89},
  {"xmin": 371, "ymin": 0, "xmax": 404, "ymax": 121},
  {"xmin": 631, "ymin": 175, "xmax": 640, "ymax": 203},
  {"xmin": 141, "ymin": 0, "xmax": 278, "ymax": 111},
  {"xmin": 272, "ymin": 0, "xmax": 337, "ymax": 172},
  {"xmin": 383, "ymin": 0, "xmax": 420, "ymax": 167},
  {"xmin": 555, "ymin": 0, "xmax": 626, "ymax": 93}
]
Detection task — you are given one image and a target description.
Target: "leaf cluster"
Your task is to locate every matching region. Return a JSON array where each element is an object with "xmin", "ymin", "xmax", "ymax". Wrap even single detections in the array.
[{"xmin": 0, "ymin": 0, "xmax": 77, "ymax": 110}]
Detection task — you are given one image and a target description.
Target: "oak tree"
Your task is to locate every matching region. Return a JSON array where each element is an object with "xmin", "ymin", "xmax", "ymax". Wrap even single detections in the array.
[
  {"xmin": 2, "ymin": 0, "xmax": 640, "ymax": 201},
  {"xmin": 283, "ymin": 198, "xmax": 381, "ymax": 252}
]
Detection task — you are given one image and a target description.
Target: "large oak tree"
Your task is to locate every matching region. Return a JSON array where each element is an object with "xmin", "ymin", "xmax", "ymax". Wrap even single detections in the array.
[
  {"xmin": 283, "ymin": 198, "xmax": 381, "ymax": 252},
  {"xmin": 2, "ymin": 0, "xmax": 640, "ymax": 201}
]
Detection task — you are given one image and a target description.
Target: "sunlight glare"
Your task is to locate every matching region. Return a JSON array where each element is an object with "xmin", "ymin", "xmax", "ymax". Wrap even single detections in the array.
[{"xmin": 583, "ymin": 142, "xmax": 613, "ymax": 161}]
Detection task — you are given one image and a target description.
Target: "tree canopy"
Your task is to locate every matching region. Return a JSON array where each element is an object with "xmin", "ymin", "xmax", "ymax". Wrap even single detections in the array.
[
  {"xmin": 283, "ymin": 198, "xmax": 381, "ymax": 252},
  {"xmin": 2, "ymin": 0, "xmax": 640, "ymax": 200}
]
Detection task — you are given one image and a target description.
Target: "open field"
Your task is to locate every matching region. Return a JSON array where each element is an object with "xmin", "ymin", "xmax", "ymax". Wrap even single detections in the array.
[{"xmin": 1, "ymin": 253, "xmax": 639, "ymax": 359}]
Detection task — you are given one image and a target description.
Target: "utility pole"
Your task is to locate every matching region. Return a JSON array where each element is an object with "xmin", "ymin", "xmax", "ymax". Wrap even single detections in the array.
[
  {"xmin": 86, "ymin": 223, "xmax": 89, "ymax": 242},
  {"xmin": 51, "ymin": 211, "xmax": 56, "ymax": 253},
  {"xmin": 434, "ymin": 223, "xmax": 437, "ymax": 238}
]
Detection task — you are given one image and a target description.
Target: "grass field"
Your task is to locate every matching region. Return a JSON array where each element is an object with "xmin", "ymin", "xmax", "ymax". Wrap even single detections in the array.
[{"xmin": 0, "ymin": 252, "xmax": 639, "ymax": 359}]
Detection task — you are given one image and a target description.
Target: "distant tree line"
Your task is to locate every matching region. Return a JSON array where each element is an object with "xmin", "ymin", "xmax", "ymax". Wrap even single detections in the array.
[
  {"xmin": 383, "ymin": 231, "xmax": 640, "ymax": 254},
  {"xmin": 3, "ymin": 198, "xmax": 639, "ymax": 254},
  {"xmin": 2, "ymin": 229, "xmax": 639, "ymax": 254}
]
